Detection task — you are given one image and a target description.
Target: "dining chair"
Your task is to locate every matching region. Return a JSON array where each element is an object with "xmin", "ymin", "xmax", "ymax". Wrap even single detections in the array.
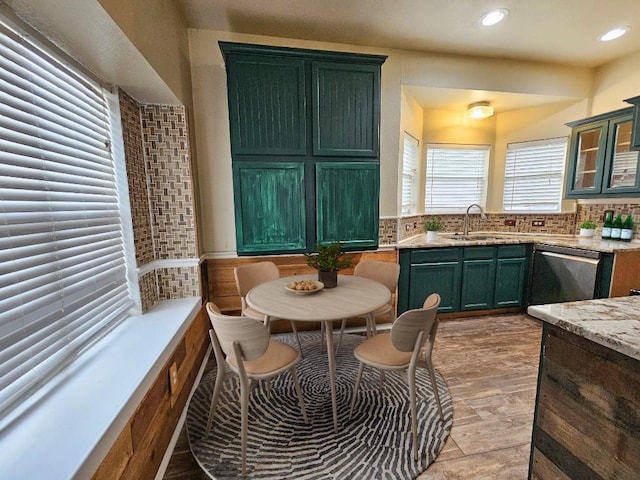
[
  {"xmin": 234, "ymin": 261, "xmax": 303, "ymax": 353},
  {"xmin": 205, "ymin": 302, "xmax": 308, "ymax": 476},
  {"xmin": 348, "ymin": 293, "xmax": 444, "ymax": 460},
  {"xmin": 332, "ymin": 260, "xmax": 400, "ymax": 353}
]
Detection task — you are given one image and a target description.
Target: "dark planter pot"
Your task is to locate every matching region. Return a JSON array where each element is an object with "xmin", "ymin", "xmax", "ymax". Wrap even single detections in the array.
[{"xmin": 318, "ymin": 270, "xmax": 338, "ymax": 288}]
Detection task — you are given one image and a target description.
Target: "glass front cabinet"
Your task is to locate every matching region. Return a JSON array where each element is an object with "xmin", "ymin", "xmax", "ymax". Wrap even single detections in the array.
[{"xmin": 566, "ymin": 107, "xmax": 640, "ymax": 198}]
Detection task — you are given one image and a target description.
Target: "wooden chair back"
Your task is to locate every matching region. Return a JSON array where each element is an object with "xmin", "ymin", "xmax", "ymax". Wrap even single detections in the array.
[
  {"xmin": 354, "ymin": 260, "xmax": 400, "ymax": 293},
  {"xmin": 234, "ymin": 261, "xmax": 280, "ymax": 297},
  {"xmin": 206, "ymin": 302, "xmax": 270, "ymax": 362},
  {"xmin": 390, "ymin": 293, "xmax": 441, "ymax": 353}
]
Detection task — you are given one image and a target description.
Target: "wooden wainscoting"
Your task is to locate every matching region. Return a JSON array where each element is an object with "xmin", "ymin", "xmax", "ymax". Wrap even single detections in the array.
[
  {"xmin": 92, "ymin": 306, "xmax": 209, "ymax": 480},
  {"xmin": 205, "ymin": 250, "xmax": 398, "ymax": 332}
]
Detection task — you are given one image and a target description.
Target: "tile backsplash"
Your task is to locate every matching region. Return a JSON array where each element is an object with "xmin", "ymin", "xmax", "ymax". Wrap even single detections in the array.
[{"xmin": 384, "ymin": 203, "xmax": 639, "ymax": 245}]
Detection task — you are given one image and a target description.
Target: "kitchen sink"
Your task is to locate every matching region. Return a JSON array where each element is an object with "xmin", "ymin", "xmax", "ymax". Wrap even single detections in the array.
[{"xmin": 446, "ymin": 233, "xmax": 501, "ymax": 241}]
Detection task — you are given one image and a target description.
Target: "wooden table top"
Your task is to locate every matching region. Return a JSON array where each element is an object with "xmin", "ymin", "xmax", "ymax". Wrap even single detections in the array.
[{"xmin": 246, "ymin": 274, "xmax": 390, "ymax": 322}]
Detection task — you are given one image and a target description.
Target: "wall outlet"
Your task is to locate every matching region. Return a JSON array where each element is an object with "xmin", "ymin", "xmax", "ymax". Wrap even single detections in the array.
[
  {"xmin": 405, "ymin": 223, "xmax": 410, "ymax": 231},
  {"xmin": 169, "ymin": 362, "xmax": 179, "ymax": 406},
  {"xmin": 504, "ymin": 219, "xmax": 516, "ymax": 226},
  {"xmin": 532, "ymin": 220, "xmax": 545, "ymax": 227}
]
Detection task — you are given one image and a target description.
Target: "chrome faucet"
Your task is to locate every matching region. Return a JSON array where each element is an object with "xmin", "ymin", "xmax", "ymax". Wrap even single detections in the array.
[{"xmin": 463, "ymin": 203, "xmax": 487, "ymax": 236}]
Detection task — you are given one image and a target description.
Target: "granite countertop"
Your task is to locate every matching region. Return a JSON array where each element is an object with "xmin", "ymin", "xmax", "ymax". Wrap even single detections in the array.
[
  {"xmin": 397, "ymin": 231, "xmax": 640, "ymax": 253},
  {"xmin": 527, "ymin": 296, "xmax": 640, "ymax": 361}
]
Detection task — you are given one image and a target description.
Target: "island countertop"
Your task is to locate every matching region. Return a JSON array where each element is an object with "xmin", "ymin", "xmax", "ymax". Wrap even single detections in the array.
[
  {"xmin": 398, "ymin": 232, "xmax": 640, "ymax": 253},
  {"xmin": 527, "ymin": 296, "xmax": 640, "ymax": 361}
]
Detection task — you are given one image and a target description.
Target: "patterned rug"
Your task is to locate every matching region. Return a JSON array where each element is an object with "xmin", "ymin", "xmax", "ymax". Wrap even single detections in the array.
[{"xmin": 186, "ymin": 331, "xmax": 453, "ymax": 479}]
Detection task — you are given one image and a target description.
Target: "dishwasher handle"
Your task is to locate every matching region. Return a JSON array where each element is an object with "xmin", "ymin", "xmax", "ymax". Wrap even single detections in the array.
[
  {"xmin": 534, "ymin": 243, "xmax": 601, "ymax": 259},
  {"xmin": 538, "ymin": 250, "xmax": 601, "ymax": 266}
]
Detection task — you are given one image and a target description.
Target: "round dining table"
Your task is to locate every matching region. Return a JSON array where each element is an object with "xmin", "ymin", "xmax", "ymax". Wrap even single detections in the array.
[{"xmin": 246, "ymin": 273, "xmax": 391, "ymax": 432}]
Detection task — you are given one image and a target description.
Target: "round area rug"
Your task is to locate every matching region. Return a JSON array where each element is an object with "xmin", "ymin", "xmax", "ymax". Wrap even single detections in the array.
[{"xmin": 186, "ymin": 331, "xmax": 453, "ymax": 479}]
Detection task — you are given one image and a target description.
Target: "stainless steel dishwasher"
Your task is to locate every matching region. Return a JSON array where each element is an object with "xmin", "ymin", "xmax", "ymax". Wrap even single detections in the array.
[{"xmin": 529, "ymin": 244, "xmax": 603, "ymax": 305}]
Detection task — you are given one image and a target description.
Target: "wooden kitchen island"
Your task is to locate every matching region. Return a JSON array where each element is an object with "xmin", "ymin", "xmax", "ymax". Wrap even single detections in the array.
[{"xmin": 527, "ymin": 296, "xmax": 640, "ymax": 479}]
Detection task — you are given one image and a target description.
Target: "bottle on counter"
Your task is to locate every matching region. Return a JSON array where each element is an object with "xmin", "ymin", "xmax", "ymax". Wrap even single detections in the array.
[
  {"xmin": 621, "ymin": 214, "xmax": 634, "ymax": 242},
  {"xmin": 611, "ymin": 213, "xmax": 623, "ymax": 240},
  {"xmin": 601, "ymin": 212, "xmax": 613, "ymax": 239}
]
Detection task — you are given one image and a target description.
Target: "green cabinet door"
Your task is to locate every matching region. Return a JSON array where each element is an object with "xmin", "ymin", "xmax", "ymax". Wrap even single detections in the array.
[
  {"xmin": 312, "ymin": 61, "xmax": 380, "ymax": 157},
  {"xmin": 409, "ymin": 261, "xmax": 462, "ymax": 313},
  {"xmin": 494, "ymin": 257, "xmax": 528, "ymax": 308},
  {"xmin": 315, "ymin": 162, "xmax": 379, "ymax": 249},
  {"xmin": 461, "ymin": 259, "xmax": 496, "ymax": 311},
  {"xmin": 233, "ymin": 162, "xmax": 306, "ymax": 254},
  {"xmin": 224, "ymin": 53, "xmax": 307, "ymax": 156}
]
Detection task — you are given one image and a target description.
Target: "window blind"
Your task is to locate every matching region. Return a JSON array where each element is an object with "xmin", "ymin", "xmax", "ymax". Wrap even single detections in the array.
[
  {"xmin": 503, "ymin": 137, "xmax": 567, "ymax": 212},
  {"xmin": 401, "ymin": 133, "xmax": 419, "ymax": 215},
  {"xmin": 424, "ymin": 144, "xmax": 489, "ymax": 213},
  {"xmin": 0, "ymin": 21, "xmax": 134, "ymax": 419}
]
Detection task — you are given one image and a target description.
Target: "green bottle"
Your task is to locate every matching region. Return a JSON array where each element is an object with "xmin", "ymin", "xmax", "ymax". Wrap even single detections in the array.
[
  {"xmin": 621, "ymin": 214, "xmax": 634, "ymax": 242},
  {"xmin": 601, "ymin": 212, "xmax": 613, "ymax": 239},
  {"xmin": 611, "ymin": 214, "xmax": 623, "ymax": 240}
]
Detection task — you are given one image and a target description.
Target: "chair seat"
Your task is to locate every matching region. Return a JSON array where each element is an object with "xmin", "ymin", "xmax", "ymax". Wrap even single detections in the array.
[
  {"xmin": 227, "ymin": 339, "xmax": 300, "ymax": 376},
  {"xmin": 354, "ymin": 332, "xmax": 412, "ymax": 367}
]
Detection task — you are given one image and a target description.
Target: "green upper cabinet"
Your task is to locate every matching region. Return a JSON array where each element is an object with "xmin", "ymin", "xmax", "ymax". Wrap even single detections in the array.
[
  {"xmin": 232, "ymin": 162, "xmax": 306, "ymax": 254},
  {"xmin": 224, "ymin": 54, "xmax": 307, "ymax": 156},
  {"xmin": 219, "ymin": 42, "xmax": 387, "ymax": 255},
  {"xmin": 624, "ymin": 95, "xmax": 640, "ymax": 151},
  {"xmin": 566, "ymin": 107, "xmax": 640, "ymax": 198},
  {"xmin": 316, "ymin": 162, "xmax": 379, "ymax": 249},
  {"xmin": 312, "ymin": 62, "xmax": 380, "ymax": 157}
]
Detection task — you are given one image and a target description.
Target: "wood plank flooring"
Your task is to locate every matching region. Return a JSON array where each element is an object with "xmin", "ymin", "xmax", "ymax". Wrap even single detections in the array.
[{"xmin": 162, "ymin": 313, "xmax": 542, "ymax": 479}]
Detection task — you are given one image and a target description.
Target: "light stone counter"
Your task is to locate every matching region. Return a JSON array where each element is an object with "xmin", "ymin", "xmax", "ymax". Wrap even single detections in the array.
[
  {"xmin": 398, "ymin": 231, "xmax": 640, "ymax": 253},
  {"xmin": 527, "ymin": 296, "xmax": 640, "ymax": 361}
]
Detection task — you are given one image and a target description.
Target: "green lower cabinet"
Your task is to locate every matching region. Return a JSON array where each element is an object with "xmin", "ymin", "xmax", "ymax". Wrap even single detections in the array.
[
  {"xmin": 494, "ymin": 257, "xmax": 529, "ymax": 307},
  {"xmin": 398, "ymin": 244, "xmax": 532, "ymax": 315},
  {"xmin": 461, "ymin": 259, "xmax": 496, "ymax": 311},
  {"xmin": 409, "ymin": 261, "xmax": 462, "ymax": 313}
]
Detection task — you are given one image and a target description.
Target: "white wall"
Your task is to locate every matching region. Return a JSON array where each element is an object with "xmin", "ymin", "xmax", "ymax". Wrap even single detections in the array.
[{"xmin": 592, "ymin": 49, "xmax": 640, "ymax": 114}]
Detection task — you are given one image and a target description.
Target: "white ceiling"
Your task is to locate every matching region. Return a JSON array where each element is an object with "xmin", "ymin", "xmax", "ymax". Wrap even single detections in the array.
[
  {"xmin": 177, "ymin": 0, "xmax": 640, "ymax": 68},
  {"xmin": 176, "ymin": 0, "xmax": 640, "ymax": 112}
]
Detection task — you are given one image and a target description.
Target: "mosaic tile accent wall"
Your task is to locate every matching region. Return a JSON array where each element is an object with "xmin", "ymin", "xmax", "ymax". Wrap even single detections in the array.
[
  {"xmin": 140, "ymin": 105, "xmax": 198, "ymax": 260},
  {"xmin": 378, "ymin": 218, "xmax": 398, "ymax": 245},
  {"xmin": 119, "ymin": 90, "xmax": 201, "ymax": 311},
  {"xmin": 157, "ymin": 267, "xmax": 201, "ymax": 299},
  {"xmin": 576, "ymin": 202, "xmax": 639, "ymax": 240},
  {"xmin": 139, "ymin": 271, "xmax": 158, "ymax": 312},
  {"xmin": 119, "ymin": 90, "xmax": 154, "ymax": 266}
]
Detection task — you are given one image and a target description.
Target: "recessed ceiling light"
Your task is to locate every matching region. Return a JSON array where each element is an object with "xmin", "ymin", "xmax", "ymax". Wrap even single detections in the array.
[
  {"xmin": 480, "ymin": 9, "xmax": 509, "ymax": 26},
  {"xmin": 600, "ymin": 26, "xmax": 630, "ymax": 41}
]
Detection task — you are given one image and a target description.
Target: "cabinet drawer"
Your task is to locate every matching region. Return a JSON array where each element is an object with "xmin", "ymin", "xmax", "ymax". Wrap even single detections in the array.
[
  {"xmin": 411, "ymin": 248, "xmax": 459, "ymax": 264},
  {"xmin": 463, "ymin": 246, "xmax": 495, "ymax": 260},
  {"xmin": 497, "ymin": 244, "xmax": 529, "ymax": 258}
]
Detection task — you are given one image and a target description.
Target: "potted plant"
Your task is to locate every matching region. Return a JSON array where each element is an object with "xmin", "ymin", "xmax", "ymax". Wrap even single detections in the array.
[
  {"xmin": 304, "ymin": 242, "xmax": 353, "ymax": 288},
  {"xmin": 424, "ymin": 217, "xmax": 444, "ymax": 242},
  {"xmin": 579, "ymin": 220, "xmax": 597, "ymax": 237}
]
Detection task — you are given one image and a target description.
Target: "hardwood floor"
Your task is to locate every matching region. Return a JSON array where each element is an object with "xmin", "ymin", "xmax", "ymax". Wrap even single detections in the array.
[{"xmin": 162, "ymin": 313, "xmax": 542, "ymax": 479}]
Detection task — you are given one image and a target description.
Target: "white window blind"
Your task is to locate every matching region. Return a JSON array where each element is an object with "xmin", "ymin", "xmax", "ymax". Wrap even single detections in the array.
[
  {"xmin": 401, "ymin": 132, "xmax": 419, "ymax": 215},
  {"xmin": 0, "ymin": 21, "xmax": 134, "ymax": 419},
  {"xmin": 424, "ymin": 144, "xmax": 489, "ymax": 213},
  {"xmin": 503, "ymin": 137, "xmax": 567, "ymax": 212}
]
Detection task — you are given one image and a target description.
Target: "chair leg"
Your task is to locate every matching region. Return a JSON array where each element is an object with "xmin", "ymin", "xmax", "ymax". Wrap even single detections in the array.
[
  {"xmin": 290, "ymin": 320, "xmax": 303, "ymax": 357},
  {"xmin": 204, "ymin": 362, "xmax": 226, "ymax": 438},
  {"xmin": 239, "ymin": 375, "xmax": 250, "ymax": 476},
  {"xmin": 290, "ymin": 367, "xmax": 308, "ymax": 423},
  {"xmin": 408, "ymin": 366, "xmax": 419, "ymax": 461},
  {"xmin": 349, "ymin": 362, "xmax": 365, "ymax": 419},
  {"xmin": 426, "ymin": 360, "xmax": 444, "ymax": 420}
]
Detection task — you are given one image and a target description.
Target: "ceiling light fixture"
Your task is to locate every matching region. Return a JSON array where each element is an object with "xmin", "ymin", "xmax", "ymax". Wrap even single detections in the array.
[
  {"xmin": 480, "ymin": 8, "xmax": 509, "ymax": 26},
  {"xmin": 599, "ymin": 26, "xmax": 631, "ymax": 41},
  {"xmin": 467, "ymin": 101, "xmax": 494, "ymax": 120}
]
